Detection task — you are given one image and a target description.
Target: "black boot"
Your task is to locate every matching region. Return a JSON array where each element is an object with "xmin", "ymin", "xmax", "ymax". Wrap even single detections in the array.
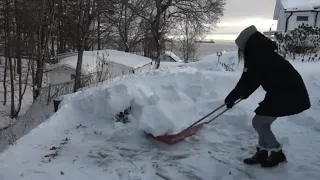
[
  {"xmin": 243, "ymin": 147, "xmax": 268, "ymax": 165},
  {"xmin": 260, "ymin": 149, "xmax": 287, "ymax": 168}
]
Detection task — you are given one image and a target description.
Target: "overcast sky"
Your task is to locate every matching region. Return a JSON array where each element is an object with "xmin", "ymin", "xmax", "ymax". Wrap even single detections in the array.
[{"xmin": 212, "ymin": 0, "xmax": 277, "ymax": 35}]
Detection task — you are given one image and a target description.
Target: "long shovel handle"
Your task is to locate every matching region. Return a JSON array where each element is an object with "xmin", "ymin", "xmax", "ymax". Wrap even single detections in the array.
[
  {"xmin": 205, "ymin": 99, "xmax": 242, "ymax": 124},
  {"xmin": 185, "ymin": 103, "xmax": 226, "ymax": 130}
]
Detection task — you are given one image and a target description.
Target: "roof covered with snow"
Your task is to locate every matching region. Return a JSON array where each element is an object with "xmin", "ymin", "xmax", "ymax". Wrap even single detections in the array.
[
  {"xmin": 48, "ymin": 50, "xmax": 152, "ymax": 73},
  {"xmin": 280, "ymin": 0, "xmax": 320, "ymax": 11},
  {"xmin": 100, "ymin": 50, "xmax": 152, "ymax": 68}
]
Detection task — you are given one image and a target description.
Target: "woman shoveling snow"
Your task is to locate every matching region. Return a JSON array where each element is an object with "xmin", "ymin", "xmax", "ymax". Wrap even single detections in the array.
[{"xmin": 224, "ymin": 25, "xmax": 311, "ymax": 168}]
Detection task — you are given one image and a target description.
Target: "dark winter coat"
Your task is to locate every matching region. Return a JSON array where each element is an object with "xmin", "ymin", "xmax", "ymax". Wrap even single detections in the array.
[{"xmin": 225, "ymin": 32, "xmax": 311, "ymax": 117}]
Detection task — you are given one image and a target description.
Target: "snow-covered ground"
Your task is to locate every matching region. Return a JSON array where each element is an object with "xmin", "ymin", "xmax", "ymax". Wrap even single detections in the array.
[
  {"xmin": 0, "ymin": 51, "xmax": 320, "ymax": 180},
  {"xmin": 0, "ymin": 101, "xmax": 54, "ymax": 152}
]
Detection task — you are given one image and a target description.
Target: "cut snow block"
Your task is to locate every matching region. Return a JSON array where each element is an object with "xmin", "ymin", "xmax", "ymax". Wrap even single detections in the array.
[
  {"xmin": 129, "ymin": 84, "xmax": 159, "ymax": 125},
  {"xmin": 134, "ymin": 83, "xmax": 200, "ymax": 137},
  {"xmin": 71, "ymin": 84, "xmax": 133, "ymax": 119},
  {"xmin": 133, "ymin": 83, "xmax": 160, "ymax": 105}
]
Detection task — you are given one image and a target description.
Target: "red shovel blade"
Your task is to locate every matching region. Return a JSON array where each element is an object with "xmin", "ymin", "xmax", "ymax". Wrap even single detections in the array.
[{"xmin": 151, "ymin": 123, "xmax": 205, "ymax": 145}]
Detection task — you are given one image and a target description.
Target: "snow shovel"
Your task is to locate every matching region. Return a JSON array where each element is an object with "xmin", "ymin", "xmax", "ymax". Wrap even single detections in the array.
[{"xmin": 151, "ymin": 99, "xmax": 242, "ymax": 145}]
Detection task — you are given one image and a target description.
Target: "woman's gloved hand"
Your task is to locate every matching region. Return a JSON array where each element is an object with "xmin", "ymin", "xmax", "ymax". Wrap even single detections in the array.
[{"xmin": 224, "ymin": 90, "xmax": 240, "ymax": 109}]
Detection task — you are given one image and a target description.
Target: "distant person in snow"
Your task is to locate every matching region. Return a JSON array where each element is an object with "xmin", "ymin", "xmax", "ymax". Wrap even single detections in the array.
[{"xmin": 224, "ymin": 25, "xmax": 311, "ymax": 168}]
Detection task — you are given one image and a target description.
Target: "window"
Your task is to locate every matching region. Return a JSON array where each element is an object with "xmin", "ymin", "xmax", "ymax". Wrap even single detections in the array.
[
  {"xmin": 297, "ymin": 16, "xmax": 309, "ymax": 21},
  {"xmin": 71, "ymin": 74, "xmax": 75, "ymax": 80}
]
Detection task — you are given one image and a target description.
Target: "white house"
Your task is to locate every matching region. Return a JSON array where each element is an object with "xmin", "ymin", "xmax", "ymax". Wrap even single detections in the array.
[
  {"xmin": 273, "ymin": 0, "xmax": 320, "ymax": 32},
  {"xmin": 45, "ymin": 50, "xmax": 153, "ymax": 85}
]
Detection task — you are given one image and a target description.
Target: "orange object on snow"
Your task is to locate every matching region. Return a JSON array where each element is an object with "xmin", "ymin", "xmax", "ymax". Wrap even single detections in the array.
[{"xmin": 148, "ymin": 99, "xmax": 242, "ymax": 144}]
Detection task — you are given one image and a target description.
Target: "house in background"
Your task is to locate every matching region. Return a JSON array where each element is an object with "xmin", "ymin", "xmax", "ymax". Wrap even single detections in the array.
[
  {"xmin": 273, "ymin": 0, "xmax": 320, "ymax": 32},
  {"xmin": 45, "ymin": 50, "xmax": 153, "ymax": 85}
]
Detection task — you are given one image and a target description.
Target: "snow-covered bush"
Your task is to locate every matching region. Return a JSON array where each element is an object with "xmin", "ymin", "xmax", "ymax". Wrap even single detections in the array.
[
  {"xmin": 275, "ymin": 24, "xmax": 320, "ymax": 61},
  {"xmin": 218, "ymin": 56, "xmax": 236, "ymax": 72}
]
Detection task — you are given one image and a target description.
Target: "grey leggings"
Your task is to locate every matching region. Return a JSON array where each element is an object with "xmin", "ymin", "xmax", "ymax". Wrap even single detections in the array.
[{"xmin": 252, "ymin": 115, "xmax": 280, "ymax": 149}]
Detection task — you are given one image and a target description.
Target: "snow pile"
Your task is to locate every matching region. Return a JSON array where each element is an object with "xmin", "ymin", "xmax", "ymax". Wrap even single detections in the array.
[
  {"xmin": 58, "ymin": 66, "xmax": 234, "ymax": 136},
  {"xmin": 130, "ymin": 79, "xmax": 202, "ymax": 136},
  {"xmin": 71, "ymin": 84, "xmax": 133, "ymax": 120}
]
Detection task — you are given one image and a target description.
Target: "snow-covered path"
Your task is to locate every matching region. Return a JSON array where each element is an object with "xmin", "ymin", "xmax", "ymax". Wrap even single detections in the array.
[{"xmin": 0, "ymin": 52, "xmax": 320, "ymax": 180}]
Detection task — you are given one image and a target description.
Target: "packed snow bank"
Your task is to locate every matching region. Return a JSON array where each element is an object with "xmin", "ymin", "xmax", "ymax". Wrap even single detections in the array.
[
  {"xmin": 130, "ymin": 76, "xmax": 203, "ymax": 136},
  {"xmin": 58, "ymin": 66, "xmax": 238, "ymax": 136},
  {"xmin": 71, "ymin": 84, "xmax": 133, "ymax": 120}
]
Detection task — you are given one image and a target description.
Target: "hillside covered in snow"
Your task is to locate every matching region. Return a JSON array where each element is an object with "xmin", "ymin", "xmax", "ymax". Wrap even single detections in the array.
[{"xmin": 0, "ymin": 51, "xmax": 320, "ymax": 180}]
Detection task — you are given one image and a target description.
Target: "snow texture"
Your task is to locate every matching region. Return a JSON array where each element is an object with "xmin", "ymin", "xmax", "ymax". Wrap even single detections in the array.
[
  {"xmin": 280, "ymin": 0, "xmax": 320, "ymax": 11},
  {"xmin": 0, "ymin": 101, "xmax": 55, "ymax": 152},
  {"xmin": 1, "ymin": 51, "xmax": 320, "ymax": 179}
]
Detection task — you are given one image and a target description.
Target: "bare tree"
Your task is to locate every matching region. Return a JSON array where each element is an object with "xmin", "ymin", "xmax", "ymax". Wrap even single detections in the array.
[
  {"xmin": 97, "ymin": 0, "xmax": 102, "ymax": 50},
  {"xmin": 174, "ymin": 14, "xmax": 211, "ymax": 62},
  {"xmin": 99, "ymin": 0, "xmax": 144, "ymax": 52},
  {"xmin": 0, "ymin": 0, "xmax": 33, "ymax": 118},
  {"xmin": 0, "ymin": 0, "xmax": 51, "ymax": 118},
  {"xmin": 3, "ymin": 0, "xmax": 10, "ymax": 106},
  {"xmin": 74, "ymin": 0, "xmax": 99, "ymax": 92},
  {"xmin": 124, "ymin": 0, "xmax": 225, "ymax": 68},
  {"xmin": 34, "ymin": 0, "xmax": 56, "ymax": 100}
]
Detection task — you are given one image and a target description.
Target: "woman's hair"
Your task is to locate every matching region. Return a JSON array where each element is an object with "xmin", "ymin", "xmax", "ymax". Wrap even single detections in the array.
[
  {"xmin": 237, "ymin": 33, "xmax": 278, "ymax": 64},
  {"xmin": 238, "ymin": 48, "xmax": 244, "ymax": 63}
]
